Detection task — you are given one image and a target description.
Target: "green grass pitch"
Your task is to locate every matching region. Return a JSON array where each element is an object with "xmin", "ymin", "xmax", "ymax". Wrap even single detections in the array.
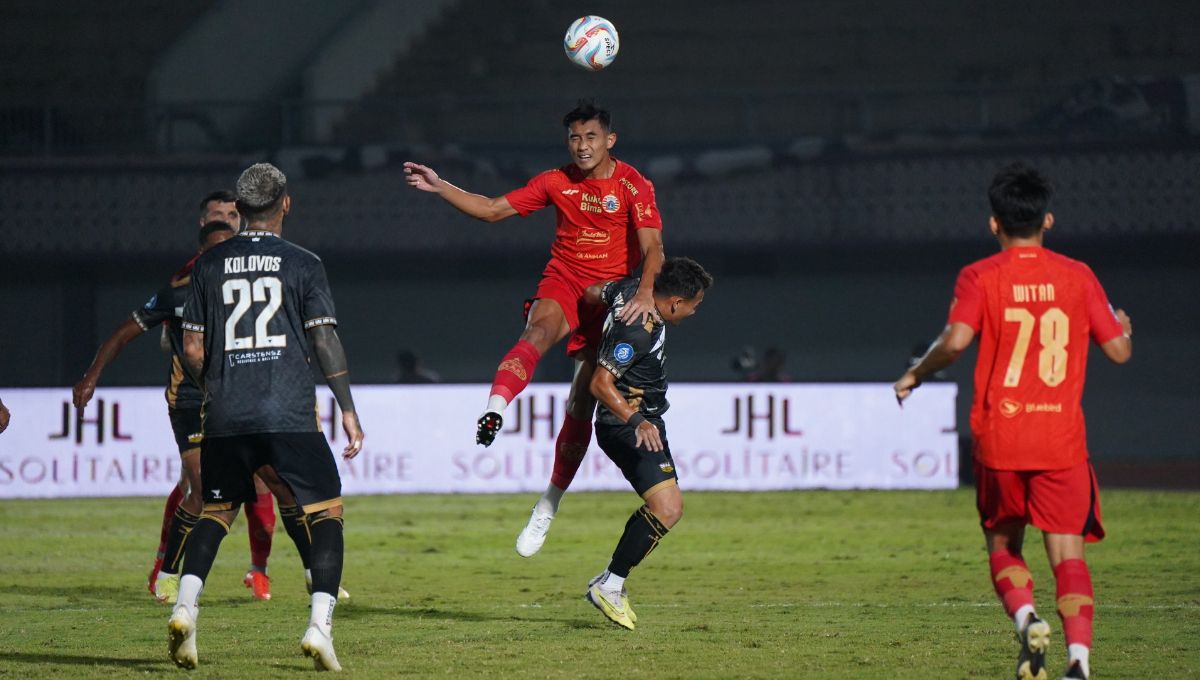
[{"xmin": 1, "ymin": 489, "xmax": 1197, "ymax": 678}]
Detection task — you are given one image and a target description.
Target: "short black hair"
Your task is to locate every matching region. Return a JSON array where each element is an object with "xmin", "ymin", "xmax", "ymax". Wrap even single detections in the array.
[
  {"xmin": 563, "ymin": 99, "xmax": 611, "ymax": 130},
  {"xmin": 988, "ymin": 162, "xmax": 1054, "ymax": 238},
  {"xmin": 654, "ymin": 256, "xmax": 713, "ymax": 300},
  {"xmin": 199, "ymin": 190, "xmax": 236, "ymax": 213},
  {"xmin": 198, "ymin": 220, "xmax": 235, "ymax": 246}
]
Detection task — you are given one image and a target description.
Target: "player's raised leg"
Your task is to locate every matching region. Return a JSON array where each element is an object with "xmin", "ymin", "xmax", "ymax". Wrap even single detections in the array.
[
  {"xmin": 987, "ymin": 526, "xmax": 1050, "ymax": 680},
  {"xmin": 516, "ymin": 357, "xmax": 596, "ymax": 557},
  {"xmin": 478, "ymin": 299, "xmax": 570, "ymax": 446}
]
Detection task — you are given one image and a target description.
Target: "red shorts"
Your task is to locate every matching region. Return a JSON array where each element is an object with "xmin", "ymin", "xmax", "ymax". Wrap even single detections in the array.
[
  {"xmin": 974, "ymin": 460, "xmax": 1105, "ymax": 542},
  {"xmin": 524, "ymin": 260, "xmax": 606, "ymax": 358}
]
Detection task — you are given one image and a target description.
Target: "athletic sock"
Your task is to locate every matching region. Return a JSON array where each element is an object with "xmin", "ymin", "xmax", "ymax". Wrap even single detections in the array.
[
  {"xmin": 1054, "ymin": 559, "xmax": 1095, "ymax": 654},
  {"xmin": 161, "ymin": 506, "xmax": 202, "ymax": 575},
  {"xmin": 989, "ymin": 549, "xmax": 1036, "ymax": 625},
  {"xmin": 601, "ymin": 571, "xmax": 625, "ymax": 592},
  {"xmin": 310, "ymin": 591, "xmax": 336, "ymax": 638},
  {"xmin": 1068, "ymin": 644, "xmax": 1090, "ymax": 678},
  {"xmin": 279, "ymin": 504, "xmax": 312, "ymax": 569},
  {"xmin": 176, "ymin": 574, "xmax": 204, "ymax": 618},
  {"xmin": 245, "ymin": 491, "xmax": 276, "ymax": 573},
  {"xmin": 156, "ymin": 486, "xmax": 185, "ymax": 558},
  {"xmin": 308, "ymin": 515, "xmax": 344, "ymax": 597},
  {"xmin": 486, "ymin": 395, "xmax": 509, "ymax": 414},
  {"xmin": 536, "ymin": 483, "xmax": 566, "ymax": 515},
  {"xmin": 549, "ymin": 413, "xmax": 593, "ymax": 491},
  {"xmin": 607, "ymin": 505, "xmax": 670, "ymax": 578},
  {"xmin": 489, "ymin": 340, "xmax": 541, "ymax": 404},
  {"xmin": 181, "ymin": 514, "xmax": 231, "ymax": 582}
]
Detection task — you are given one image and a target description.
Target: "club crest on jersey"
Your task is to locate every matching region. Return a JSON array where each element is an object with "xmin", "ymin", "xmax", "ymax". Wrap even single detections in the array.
[
  {"xmin": 613, "ymin": 342, "xmax": 635, "ymax": 364},
  {"xmin": 602, "ymin": 194, "xmax": 620, "ymax": 213}
]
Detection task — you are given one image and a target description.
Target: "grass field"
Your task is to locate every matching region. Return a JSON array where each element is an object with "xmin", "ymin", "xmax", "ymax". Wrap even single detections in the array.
[{"xmin": 1, "ymin": 489, "xmax": 1197, "ymax": 678}]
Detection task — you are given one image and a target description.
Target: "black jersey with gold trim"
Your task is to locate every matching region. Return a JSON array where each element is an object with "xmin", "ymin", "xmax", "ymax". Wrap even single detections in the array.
[
  {"xmin": 132, "ymin": 257, "xmax": 202, "ymax": 410},
  {"xmin": 595, "ymin": 276, "xmax": 669, "ymax": 426},
  {"xmin": 182, "ymin": 230, "xmax": 337, "ymax": 436}
]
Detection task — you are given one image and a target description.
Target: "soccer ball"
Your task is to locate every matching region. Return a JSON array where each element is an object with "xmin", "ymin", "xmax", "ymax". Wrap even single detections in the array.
[{"xmin": 563, "ymin": 16, "xmax": 619, "ymax": 71}]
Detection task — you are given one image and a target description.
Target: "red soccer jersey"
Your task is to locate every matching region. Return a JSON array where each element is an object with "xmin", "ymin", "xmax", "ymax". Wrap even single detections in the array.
[
  {"xmin": 947, "ymin": 246, "xmax": 1124, "ymax": 470},
  {"xmin": 504, "ymin": 159, "xmax": 662, "ymax": 283}
]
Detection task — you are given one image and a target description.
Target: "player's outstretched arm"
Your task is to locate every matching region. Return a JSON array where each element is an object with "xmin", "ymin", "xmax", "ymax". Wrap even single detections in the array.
[
  {"xmin": 403, "ymin": 161, "xmax": 518, "ymax": 223},
  {"xmin": 590, "ymin": 367, "xmax": 663, "ymax": 452},
  {"xmin": 617, "ymin": 228, "xmax": 665, "ymax": 326},
  {"xmin": 73, "ymin": 318, "xmax": 146, "ymax": 408},
  {"xmin": 1100, "ymin": 309, "xmax": 1133, "ymax": 364},
  {"xmin": 307, "ymin": 325, "xmax": 364, "ymax": 459},
  {"xmin": 894, "ymin": 322, "xmax": 975, "ymax": 406}
]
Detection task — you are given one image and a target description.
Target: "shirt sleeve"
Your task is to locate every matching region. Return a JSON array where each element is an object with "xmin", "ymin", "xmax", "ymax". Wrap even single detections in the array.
[
  {"xmin": 180, "ymin": 261, "xmax": 207, "ymax": 333},
  {"xmin": 629, "ymin": 176, "xmax": 663, "ymax": 230},
  {"xmin": 503, "ymin": 171, "xmax": 552, "ymax": 217},
  {"xmin": 131, "ymin": 283, "xmax": 175, "ymax": 331},
  {"xmin": 302, "ymin": 259, "xmax": 338, "ymax": 330},
  {"xmin": 1084, "ymin": 266, "xmax": 1124, "ymax": 344},
  {"xmin": 946, "ymin": 265, "xmax": 984, "ymax": 331},
  {"xmin": 596, "ymin": 318, "xmax": 654, "ymax": 380}
]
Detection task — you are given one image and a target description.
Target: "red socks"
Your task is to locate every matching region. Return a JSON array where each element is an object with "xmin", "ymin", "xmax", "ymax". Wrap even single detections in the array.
[
  {"xmin": 1055, "ymin": 559, "xmax": 1095, "ymax": 648},
  {"xmin": 550, "ymin": 413, "xmax": 593, "ymax": 489},
  {"xmin": 490, "ymin": 340, "xmax": 541, "ymax": 403},
  {"xmin": 989, "ymin": 549, "xmax": 1036, "ymax": 618},
  {"xmin": 245, "ymin": 492, "xmax": 276, "ymax": 569},
  {"xmin": 156, "ymin": 485, "xmax": 185, "ymax": 557}
]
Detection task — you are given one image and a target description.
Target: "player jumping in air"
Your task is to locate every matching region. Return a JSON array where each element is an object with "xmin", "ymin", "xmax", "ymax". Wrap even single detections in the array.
[
  {"xmin": 582, "ymin": 256, "xmax": 711, "ymax": 630},
  {"xmin": 895, "ymin": 163, "xmax": 1132, "ymax": 680},
  {"xmin": 404, "ymin": 100, "xmax": 665, "ymax": 557},
  {"xmin": 168, "ymin": 163, "xmax": 363, "ymax": 671}
]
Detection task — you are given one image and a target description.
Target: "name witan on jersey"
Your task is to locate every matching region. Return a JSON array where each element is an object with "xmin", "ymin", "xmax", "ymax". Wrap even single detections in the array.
[
  {"xmin": 1012, "ymin": 283, "xmax": 1056, "ymax": 303},
  {"xmin": 224, "ymin": 255, "xmax": 282, "ymax": 274}
]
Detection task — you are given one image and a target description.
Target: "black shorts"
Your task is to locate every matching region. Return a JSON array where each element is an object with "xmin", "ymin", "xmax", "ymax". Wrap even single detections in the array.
[
  {"xmin": 596, "ymin": 418, "xmax": 678, "ymax": 497},
  {"xmin": 168, "ymin": 407, "xmax": 203, "ymax": 455},
  {"xmin": 201, "ymin": 432, "xmax": 342, "ymax": 514}
]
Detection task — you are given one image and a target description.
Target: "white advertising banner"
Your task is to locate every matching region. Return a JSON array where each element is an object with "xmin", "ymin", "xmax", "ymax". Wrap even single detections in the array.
[{"xmin": 0, "ymin": 383, "xmax": 958, "ymax": 499}]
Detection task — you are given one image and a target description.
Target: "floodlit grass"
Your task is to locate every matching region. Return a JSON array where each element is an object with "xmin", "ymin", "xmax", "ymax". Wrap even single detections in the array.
[{"xmin": 1, "ymin": 489, "xmax": 1197, "ymax": 678}]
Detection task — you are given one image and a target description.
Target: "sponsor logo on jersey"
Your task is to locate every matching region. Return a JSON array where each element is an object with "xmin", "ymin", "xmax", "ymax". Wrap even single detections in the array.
[
  {"xmin": 635, "ymin": 201, "xmax": 653, "ymax": 220},
  {"xmin": 561, "ymin": 189, "xmax": 580, "ymax": 195},
  {"xmin": 602, "ymin": 194, "xmax": 620, "ymax": 213},
  {"xmin": 613, "ymin": 342, "xmax": 635, "ymax": 364},
  {"xmin": 576, "ymin": 227, "xmax": 611, "ymax": 246},
  {"xmin": 999, "ymin": 398, "xmax": 1022, "ymax": 418},
  {"xmin": 619, "ymin": 177, "xmax": 639, "ymax": 196}
]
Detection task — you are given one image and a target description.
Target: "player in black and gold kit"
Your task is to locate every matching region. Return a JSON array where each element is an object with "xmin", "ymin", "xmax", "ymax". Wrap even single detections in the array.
[
  {"xmin": 72, "ymin": 218, "xmax": 236, "ymax": 601},
  {"xmin": 167, "ymin": 163, "xmax": 363, "ymax": 672},
  {"xmin": 583, "ymin": 257, "xmax": 712, "ymax": 630}
]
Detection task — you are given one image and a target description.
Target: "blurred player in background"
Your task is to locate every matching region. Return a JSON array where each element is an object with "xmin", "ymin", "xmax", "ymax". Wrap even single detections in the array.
[
  {"xmin": 73, "ymin": 191, "xmax": 280, "ymax": 603},
  {"xmin": 0, "ymin": 397, "xmax": 9, "ymax": 433},
  {"xmin": 895, "ymin": 163, "xmax": 1132, "ymax": 680},
  {"xmin": 582, "ymin": 256, "xmax": 711, "ymax": 630},
  {"xmin": 168, "ymin": 163, "xmax": 363, "ymax": 671},
  {"xmin": 404, "ymin": 100, "xmax": 665, "ymax": 557}
]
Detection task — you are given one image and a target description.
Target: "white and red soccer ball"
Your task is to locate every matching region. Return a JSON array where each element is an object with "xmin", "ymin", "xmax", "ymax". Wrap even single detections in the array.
[{"xmin": 564, "ymin": 16, "xmax": 619, "ymax": 71}]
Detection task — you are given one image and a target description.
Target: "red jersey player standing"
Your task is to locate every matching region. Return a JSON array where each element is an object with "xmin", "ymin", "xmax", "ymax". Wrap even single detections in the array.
[
  {"xmin": 895, "ymin": 163, "xmax": 1132, "ymax": 680},
  {"xmin": 403, "ymin": 100, "xmax": 665, "ymax": 557}
]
